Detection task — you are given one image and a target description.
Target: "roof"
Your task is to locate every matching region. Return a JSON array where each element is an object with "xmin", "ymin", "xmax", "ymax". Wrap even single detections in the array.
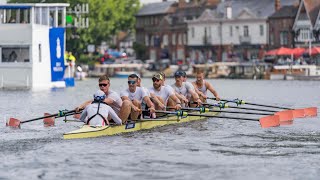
[
  {"xmin": 269, "ymin": 5, "xmax": 298, "ymax": 19},
  {"xmin": 216, "ymin": 0, "xmax": 298, "ymax": 18},
  {"xmin": 0, "ymin": 3, "xmax": 69, "ymax": 8},
  {"xmin": 303, "ymin": 0, "xmax": 320, "ymax": 26},
  {"xmin": 136, "ymin": 1, "xmax": 175, "ymax": 16}
]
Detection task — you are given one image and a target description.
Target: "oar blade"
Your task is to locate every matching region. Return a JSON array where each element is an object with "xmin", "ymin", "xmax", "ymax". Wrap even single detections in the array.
[
  {"xmin": 73, "ymin": 113, "xmax": 81, "ymax": 119},
  {"xmin": 292, "ymin": 109, "xmax": 305, "ymax": 118},
  {"xmin": 304, "ymin": 107, "xmax": 317, "ymax": 117},
  {"xmin": 6, "ymin": 118, "xmax": 21, "ymax": 128},
  {"xmin": 43, "ymin": 113, "xmax": 55, "ymax": 127},
  {"xmin": 259, "ymin": 115, "xmax": 280, "ymax": 128},
  {"xmin": 275, "ymin": 110, "xmax": 293, "ymax": 122}
]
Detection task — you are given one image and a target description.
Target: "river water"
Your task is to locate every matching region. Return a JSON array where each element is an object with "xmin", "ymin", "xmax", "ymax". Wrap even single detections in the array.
[{"xmin": 0, "ymin": 78, "xmax": 319, "ymax": 180}]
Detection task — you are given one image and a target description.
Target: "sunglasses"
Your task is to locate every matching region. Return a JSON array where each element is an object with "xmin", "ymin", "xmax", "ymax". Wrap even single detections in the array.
[
  {"xmin": 128, "ymin": 80, "xmax": 136, "ymax": 85},
  {"xmin": 152, "ymin": 78, "xmax": 160, "ymax": 82},
  {"xmin": 99, "ymin": 83, "xmax": 109, "ymax": 87}
]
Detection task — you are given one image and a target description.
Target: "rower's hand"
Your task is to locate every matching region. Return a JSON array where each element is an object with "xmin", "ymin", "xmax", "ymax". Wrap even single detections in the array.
[
  {"xmin": 196, "ymin": 99, "xmax": 202, "ymax": 106},
  {"xmin": 132, "ymin": 105, "xmax": 140, "ymax": 112},
  {"xmin": 200, "ymin": 93, "xmax": 207, "ymax": 99},
  {"xmin": 215, "ymin": 96, "xmax": 221, "ymax": 101},
  {"xmin": 149, "ymin": 107, "xmax": 156, "ymax": 113},
  {"xmin": 159, "ymin": 103, "xmax": 166, "ymax": 110},
  {"xmin": 182, "ymin": 97, "xmax": 189, "ymax": 104},
  {"xmin": 175, "ymin": 104, "xmax": 182, "ymax": 110},
  {"xmin": 75, "ymin": 106, "xmax": 82, "ymax": 113}
]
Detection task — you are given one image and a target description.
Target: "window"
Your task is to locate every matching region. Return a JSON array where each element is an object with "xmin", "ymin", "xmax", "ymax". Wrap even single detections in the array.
[
  {"xmin": 243, "ymin": 26, "xmax": 249, "ymax": 37},
  {"xmin": 191, "ymin": 27, "xmax": 195, "ymax": 38},
  {"xmin": 172, "ymin": 33, "xmax": 176, "ymax": 45},
  {"xmin": 163, "ymin": 34, "xmax": 168, "ymax": 46},
  {"xmin": 230, "ymin": 26, "xmax": 233, "ymax": 37},
  {"xmin": 280, "ymin": 31, "xmax": 288, "ymax": 45},
  {"xmin": 299, "ymin": 28, "xmax": 310, "ymax": 41},
  {"xmin": 145, "ymin": 35, "xmax": 149, "ymax": 46},
  {"xmin": 260, "ymin": 25, "xmax": 264, "ymax": 36},
  {"xmin": 1, "ymin": 46, "xmax": 30, "ymax": 63},
  {"xmin": 269, "ymin": 34, "xmax": 274, "ymax": 45},
  {"xmin": 39, "ymin": 44, "xmax": 42, "ymax": 63}
]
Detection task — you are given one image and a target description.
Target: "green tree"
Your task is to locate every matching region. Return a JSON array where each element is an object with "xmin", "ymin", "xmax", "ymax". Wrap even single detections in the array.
[{"xmin": 9, "ymin": 0, "xmax": 140, "ymax": 55}]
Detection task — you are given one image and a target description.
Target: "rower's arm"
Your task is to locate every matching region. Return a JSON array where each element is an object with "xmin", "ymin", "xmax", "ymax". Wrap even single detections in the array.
[
  {"xmin": 143, "ymin": 96, "xmax": 155, "ymax": 109},
  {"xmin": 104, "ymin": 98, "xmax": 114, "ymax": 105},
  {"xmin": 77, "ymin": 100, "xmax": 92, "ymax": 110},
  {"xmin": 150, "ymin": 93, "xmax": 163, "ymax": 106},
  {"xmin": 206, "ymin": 81, "xmax": 220, "ymax": 98},
  {"xmin": 190, "ymin": 89, "xmax": 200, "ymax": 102},
  {"xmin": 169, "ymin": 94, "xmax": 181, "ymax": 104}
]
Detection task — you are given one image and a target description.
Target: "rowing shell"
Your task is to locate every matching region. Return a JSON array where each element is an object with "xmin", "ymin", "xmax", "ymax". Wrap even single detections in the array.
[{"xmin": 63, "ymin": 111, "xmax": 219, "ymax": 139}]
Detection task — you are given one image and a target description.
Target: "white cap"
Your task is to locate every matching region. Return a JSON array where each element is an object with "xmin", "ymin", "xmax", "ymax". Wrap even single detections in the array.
[{"xmin": 93, "ymin": 90, "xmax": 106, "ymax": 100}]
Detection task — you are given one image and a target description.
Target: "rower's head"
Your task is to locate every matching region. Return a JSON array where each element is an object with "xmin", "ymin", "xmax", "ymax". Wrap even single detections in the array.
[
  {"xmin": 159, "ymin": 72, "xmax": 166, "ymax": 85},
  {"xmin": 129, "ymin": 73, "xmax": 141, "ymax": 87},
  {"xmin": 174, "ymin": 71, "xmax": 185, "ymax": 84},
  {"xmin": 93, "ymin": 90, "xmax": 106, "ymax": 102},
  {"xmin": 128, "ymin": 74, "xmax": 138, "ymax": 91},
  {"xmin": 196, "ymin": 70, "xmax": 205, "ymax": 83},
  {"xmin": 98, "ymin": 75, "xmax": 110, "ymax": 94},
  {"xmin": 128, "ymin": 73, "xmax": 141, "ymax": 87},
  {"xmin": 152, "ymin": 73, "xmax": 163, "ymax": 89}
]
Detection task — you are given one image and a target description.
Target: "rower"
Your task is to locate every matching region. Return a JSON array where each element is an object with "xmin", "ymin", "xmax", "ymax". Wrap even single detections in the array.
[
  {"xmin": 120, "ymin": 74, "xmax": 156, "ymax": 122},
  {"xmin": 192, "ymin": 70, "xmax": 220, "ymax": 102},
  {"xmin": 172, "ymin": 71, "xmax": 202, "ymax": 107},
  {"xmin": 75, "ymin": 75, "xmax": 131, "ymax": 122},
  {"xmin": 79, "ymin": 90, "xmax": 122, "ymax": 126},
  {"xmin": 149, "ymin": 73, "xmax": 182, "ymax": 110}
]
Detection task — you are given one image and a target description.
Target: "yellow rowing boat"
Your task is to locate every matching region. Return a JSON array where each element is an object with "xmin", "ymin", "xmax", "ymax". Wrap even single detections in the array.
[{"xmin": 63, "ymin": 111, "xmax": 219, "ymax": 139}]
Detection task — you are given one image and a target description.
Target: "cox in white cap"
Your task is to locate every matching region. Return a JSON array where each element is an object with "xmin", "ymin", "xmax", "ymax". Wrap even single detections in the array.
[{"xmin": 93, "ymin": 90, "xmax": 106, "ymax": 101}]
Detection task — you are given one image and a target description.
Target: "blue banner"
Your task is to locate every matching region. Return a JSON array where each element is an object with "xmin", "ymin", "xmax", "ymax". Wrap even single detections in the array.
[{"xmin": 49, "ymin": 28, "xmax": 65, "ymax": 82}]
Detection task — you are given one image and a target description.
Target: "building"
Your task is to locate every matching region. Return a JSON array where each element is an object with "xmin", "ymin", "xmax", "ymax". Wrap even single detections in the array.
[
  {"xmin": 187, "ymin": 0, "xmax": 296, "ymax": 62},
  {"xmin": 268, "ymin": 5, "xmax": 298, "ymax": 49},
  {"xmin": 0, "ymin": 3, "xmax": 70, "ymax": 89},
  {"xmin": 135, "ymin": 0, "xmax": 219, "ymax": 62},
  {"xmin": 292, "ymin": 0, "xmax": 320, "ymax": 49}
]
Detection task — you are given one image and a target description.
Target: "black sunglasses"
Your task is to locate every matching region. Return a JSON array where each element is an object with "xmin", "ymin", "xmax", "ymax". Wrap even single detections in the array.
[
  {"xmin": 99, "ymin": 83, "xmax": 109, "ymax": 87},
  {"xmin": 128, "ymin": 80, "xmax": 136, "ymax": 85},
  {"xmin": 152, "ymin": 78, "xmax": 160, "ymax": 82}
]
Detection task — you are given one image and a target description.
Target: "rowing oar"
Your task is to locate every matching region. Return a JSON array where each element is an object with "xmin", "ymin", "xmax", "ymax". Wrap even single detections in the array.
[
  {"xmin": 166, "ymin": 106, "xmax": 293, "ymax": 122},
  {"xmin": 6, "ymin": 109, "xmax": 77, "ymax": 128},
  {"xmin": 146, "ymin": 110, "xmax": 279, "ymax": 128},
  {"xmin": 198, "ymin": 102, "xmax": 294, "ymax": 122},
  {"xmin": 208, "ymin": 98, "xmax": 317, "ymax": 118}
]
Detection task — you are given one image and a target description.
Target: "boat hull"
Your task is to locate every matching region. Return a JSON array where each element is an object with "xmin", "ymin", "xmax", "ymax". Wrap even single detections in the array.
[{"xmin": 63, "ymin": 112, "xmax": 219, "ymax": 139}]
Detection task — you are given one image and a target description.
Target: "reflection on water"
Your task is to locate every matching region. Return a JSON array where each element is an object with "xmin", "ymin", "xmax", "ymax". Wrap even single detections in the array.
[{"xmin": 0, "ymin": 78, "xmax": 319, "ymax": 179}]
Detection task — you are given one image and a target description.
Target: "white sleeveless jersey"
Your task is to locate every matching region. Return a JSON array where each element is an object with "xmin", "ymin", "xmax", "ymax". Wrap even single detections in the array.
[
  {"xmin": 171, "ymin": 82, "xmax": 193, "ymax": 97},
  {"xmin": 80, "ymin": 103, "xmax": 122, "ymax": 126},
  {"xmin": 194, "ymin": 80, "xmax": 207, "ymax": 95},
  {"xmin": 120, "ymin": 87, "xmax": 148, "ymax": 102},
  {"xmin": 149, "ymin": 86, "xmax": 174, "ymax": 104}
]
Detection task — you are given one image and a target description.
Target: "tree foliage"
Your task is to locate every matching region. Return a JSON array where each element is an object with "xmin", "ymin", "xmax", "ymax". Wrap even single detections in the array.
[{"xmin": 9, "ymin": 0, "xmax": 140, "ymax": 54}]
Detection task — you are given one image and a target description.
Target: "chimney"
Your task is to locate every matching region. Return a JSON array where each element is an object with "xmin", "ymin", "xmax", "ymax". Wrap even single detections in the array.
[
  {"xmin": 179, "ymin": 0, "xmax": 186, "ymax": 8},
  {"xmin": 225, "ymin": 1, "xmax": 232, "ymax": 19},
  {"xmin": 275, "ymin": 0, "xmax": 281, "ymax": 11}
]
